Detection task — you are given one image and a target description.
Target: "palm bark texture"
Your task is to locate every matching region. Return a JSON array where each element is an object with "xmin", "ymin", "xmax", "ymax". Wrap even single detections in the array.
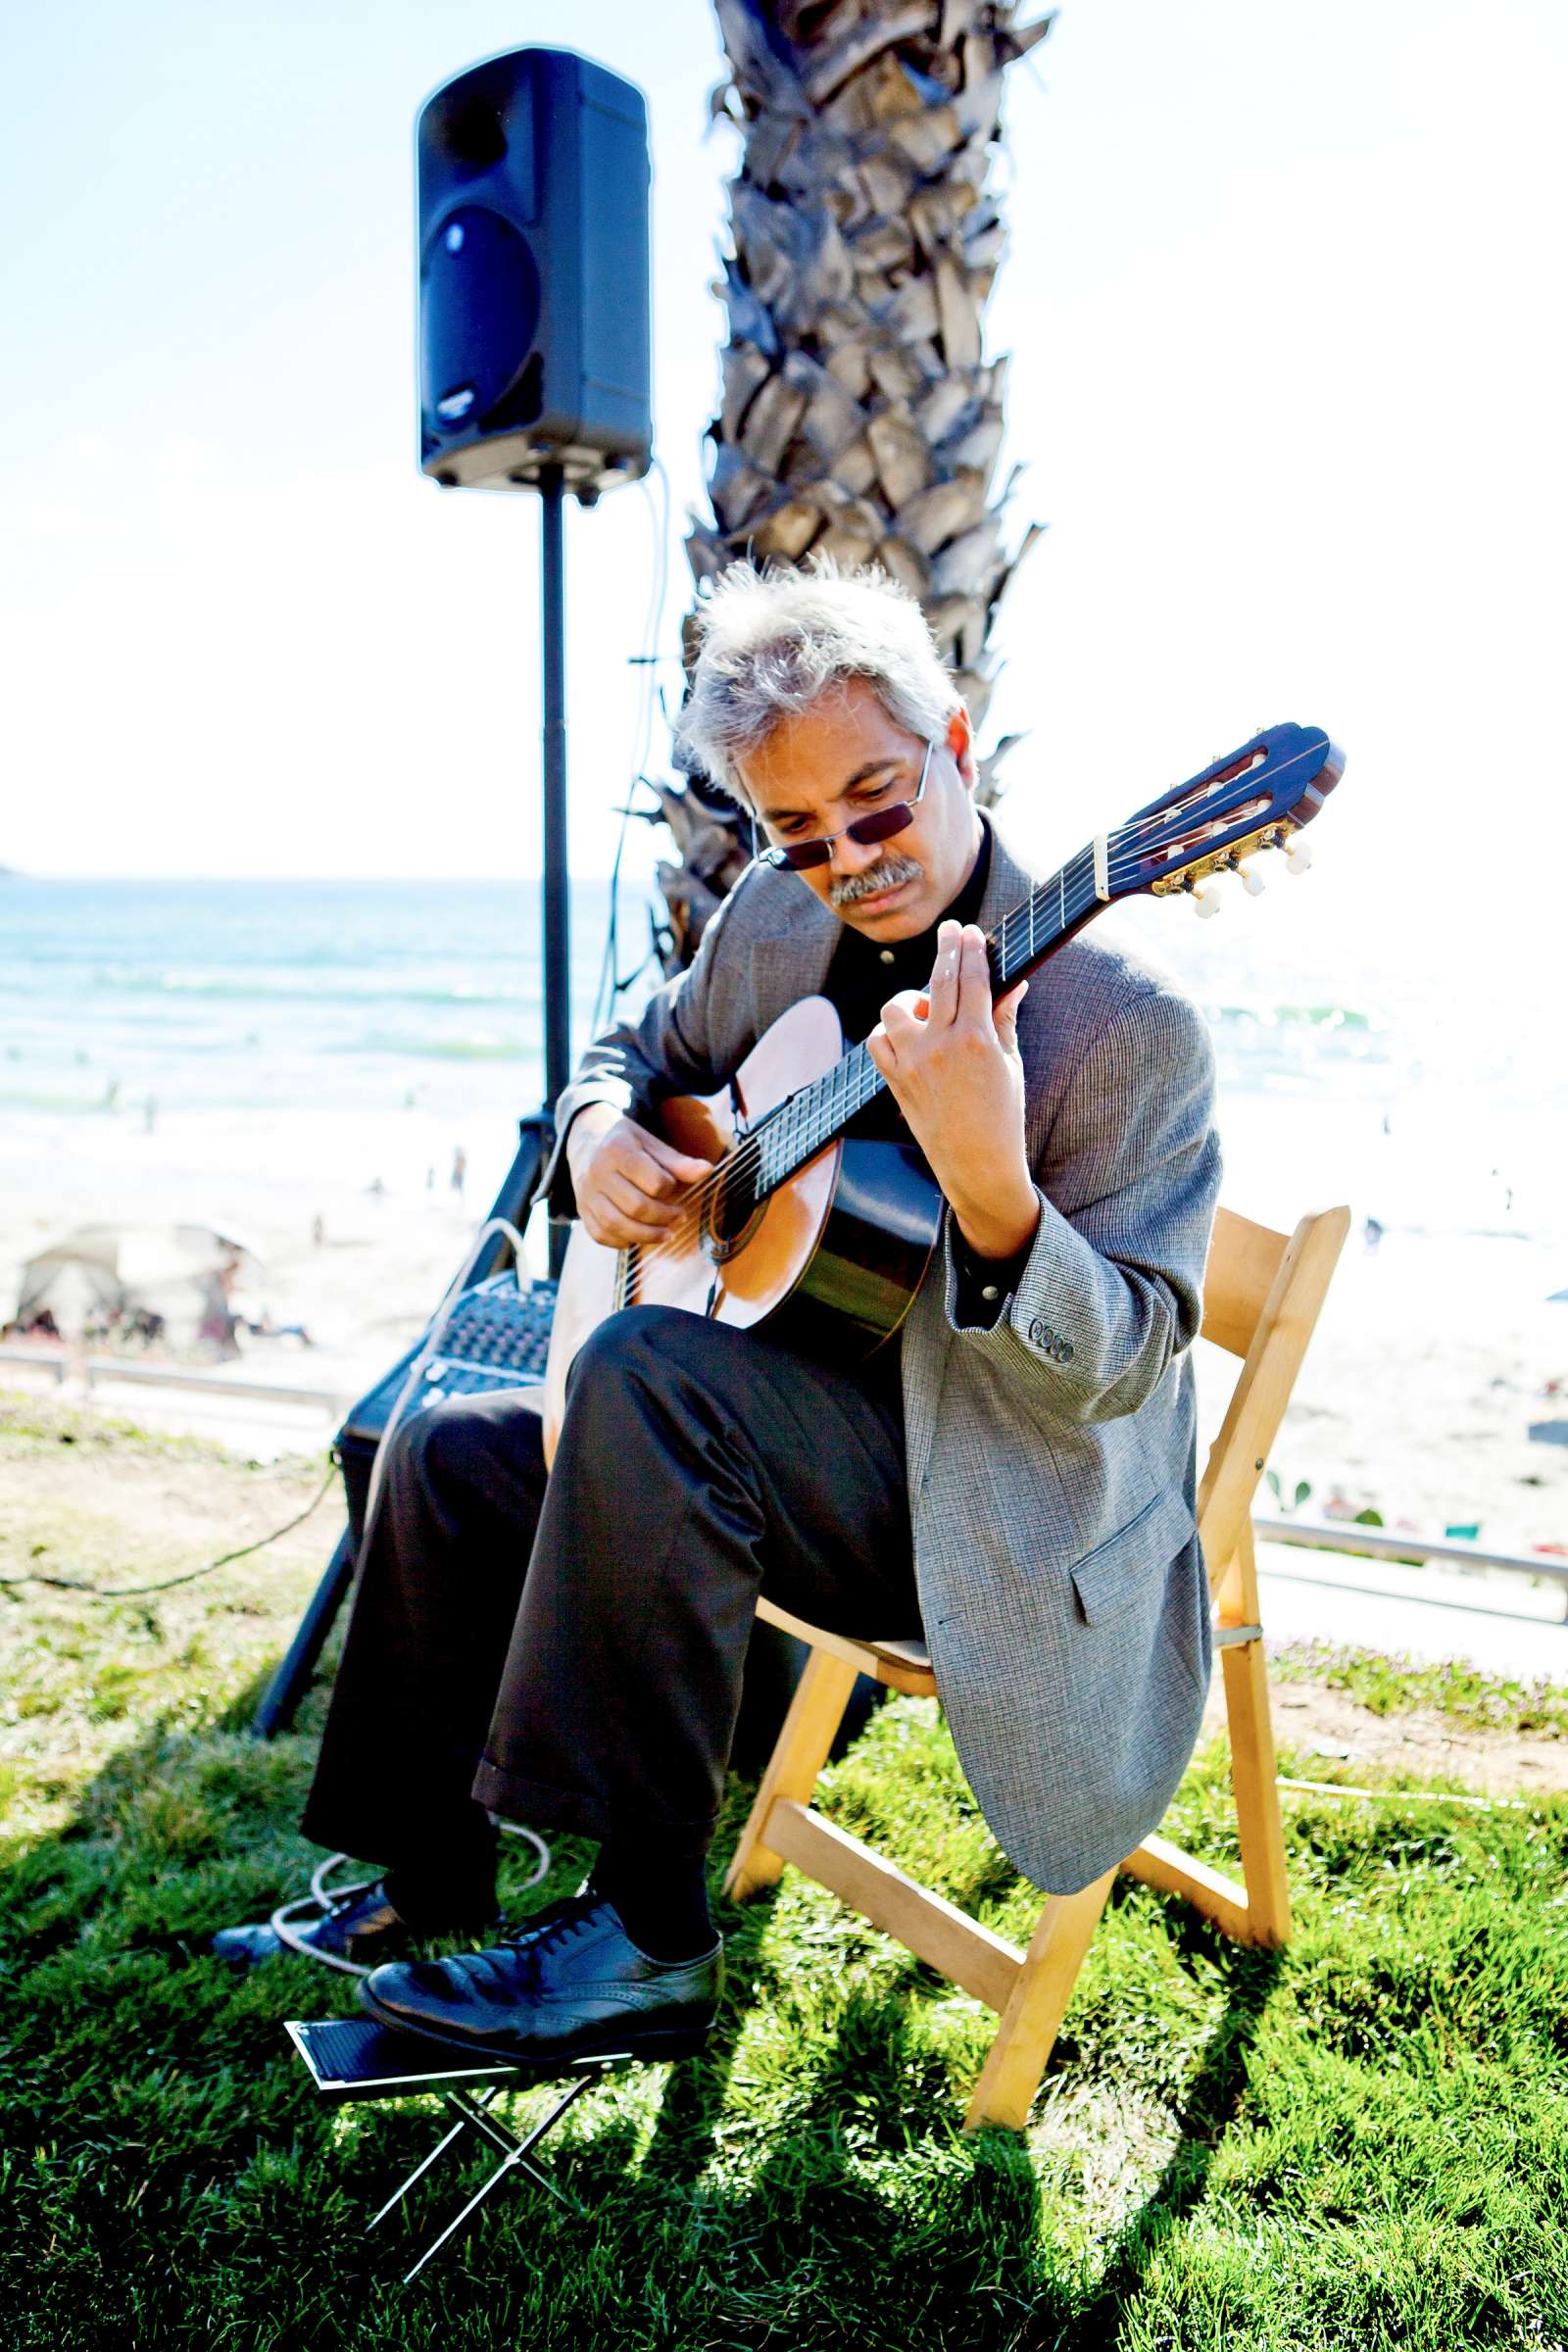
[{"xmin": 651, "ymin": 0, "xmax": 1052, "ymax": 969}]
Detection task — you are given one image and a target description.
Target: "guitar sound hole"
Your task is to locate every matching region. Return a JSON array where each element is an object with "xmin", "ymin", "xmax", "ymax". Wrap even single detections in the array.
[{"xmin": 704, "ymin": 1161, "xmax": 764, "ymax": 1263}]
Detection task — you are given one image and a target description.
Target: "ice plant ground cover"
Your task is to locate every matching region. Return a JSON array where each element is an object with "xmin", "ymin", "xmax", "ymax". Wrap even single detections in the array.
[{"xmin": 2, "ymin": 1389, "xmax": 1565, "ymax": 2351}]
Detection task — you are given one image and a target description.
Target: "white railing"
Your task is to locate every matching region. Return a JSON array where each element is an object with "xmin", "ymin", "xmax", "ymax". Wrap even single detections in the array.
[
  {"xmin": 1254, "ymin": 1512, "xmax": 1568, "ymax": 1603},
  {"xmin": 0, "ymin": 1342, "xmax": 348, "ymax": 1413}
]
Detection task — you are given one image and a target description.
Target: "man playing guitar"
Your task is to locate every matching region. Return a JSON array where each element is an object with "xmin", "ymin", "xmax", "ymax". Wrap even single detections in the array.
[{"xmin": 215, "ymin": 559, "xmax": 1222, "ymax": 2079}]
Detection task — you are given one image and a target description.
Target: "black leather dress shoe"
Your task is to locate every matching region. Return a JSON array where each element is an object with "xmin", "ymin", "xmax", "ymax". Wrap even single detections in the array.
[
  {"xmin": 211, "ymin": 1882, "xmax": 425, "ymax": 1972},
  {"xmin": 359, "ymin": 1892, "xmax": 722, "ymax": 2068}
]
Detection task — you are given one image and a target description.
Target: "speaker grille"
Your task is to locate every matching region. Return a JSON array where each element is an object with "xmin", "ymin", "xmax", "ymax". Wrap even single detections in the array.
[{"xmin": 420, "ymin": 207, "xmax": 541, "ymax": 443}]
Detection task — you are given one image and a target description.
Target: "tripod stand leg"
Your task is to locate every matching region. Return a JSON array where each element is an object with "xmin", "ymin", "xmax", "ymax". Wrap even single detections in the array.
[
  {"xmin": 252, "ymin": 1522, "xmax": 357, "ymax": 1740},
  {"xmin": 251, "ymin": 1120, "xmax": 558, "ymax": 1746}
]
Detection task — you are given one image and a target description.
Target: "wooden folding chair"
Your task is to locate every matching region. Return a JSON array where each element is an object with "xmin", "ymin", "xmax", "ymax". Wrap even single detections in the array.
[{"xmin": 722, "ymin": 1200, "xmax": 1350, "ymax": 2130}]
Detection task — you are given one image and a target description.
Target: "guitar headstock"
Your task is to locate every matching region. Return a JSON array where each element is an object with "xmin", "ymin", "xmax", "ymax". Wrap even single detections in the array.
[{"xmin": 1106, "ymin": 724, "xmax": 1345, "ymax": 915}]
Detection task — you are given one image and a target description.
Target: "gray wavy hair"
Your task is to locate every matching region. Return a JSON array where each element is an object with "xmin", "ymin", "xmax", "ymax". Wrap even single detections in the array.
[{"xmin": 676, "ymin": 556, "xmax": 962, "ymax": 810}]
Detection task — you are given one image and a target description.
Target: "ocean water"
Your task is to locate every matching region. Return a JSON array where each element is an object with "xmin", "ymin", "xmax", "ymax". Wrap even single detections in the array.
[
  {"xmin": 0, "ymin": 878, "xmax": 618, "ymax": 1124},
  {"xmin": 1, "ymin": 873, "xmax": 1561, "ymax": 1254}
]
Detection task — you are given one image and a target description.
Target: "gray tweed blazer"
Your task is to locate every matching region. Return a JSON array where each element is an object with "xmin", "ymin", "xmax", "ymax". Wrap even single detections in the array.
[{"xmin": 541, "ymin": 822, "xmax": 1223, "ymax": 1894}]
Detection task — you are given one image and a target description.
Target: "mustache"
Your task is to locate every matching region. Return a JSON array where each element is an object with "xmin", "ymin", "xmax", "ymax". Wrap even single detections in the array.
[{"xmin": 829, "ymin": 852, "xmax": 923, "ymax": 909}]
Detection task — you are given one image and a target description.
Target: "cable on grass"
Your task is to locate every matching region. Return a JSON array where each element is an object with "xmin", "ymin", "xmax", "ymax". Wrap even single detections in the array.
[
  {"xmin": 268, "ymin": 1825, "xmax": 552, "ymax": 1979},
  {"xmin": 1277, "ymin": 1775, "xmax": 1529, "ymax": 1812},
  {"xmin": 0, "ymin": 1459, "xmax": 338, "ymax": 1599}
]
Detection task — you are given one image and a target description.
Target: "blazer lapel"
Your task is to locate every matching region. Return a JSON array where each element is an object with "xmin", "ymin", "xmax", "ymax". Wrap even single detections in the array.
[
  {"xmin": 745, "ymin": 875, "xmax": 842, "ymax": 1036},
  {"xmin": 977, "ymin": 818, "xmax": 1038, "ymax": 939}
]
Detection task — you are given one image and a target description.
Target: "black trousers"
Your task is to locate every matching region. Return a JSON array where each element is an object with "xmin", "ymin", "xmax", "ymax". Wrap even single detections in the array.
[{"xmin": 301, "ymin": 1305, "xmax": 919, "ymax": 1874}]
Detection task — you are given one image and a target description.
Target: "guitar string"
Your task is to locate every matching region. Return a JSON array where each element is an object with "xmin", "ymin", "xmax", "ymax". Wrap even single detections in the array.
[
  {"xmin": 619, "ymin": 768, "xmax": 1297, "ymax": 1278},
  {"xmin": 626, "ymin": 848, "xmax": 1109, "ymax": 1275},
  {"xmin": 624, "ymin": 817, "xmax": 1215, "ymax": 1276},
  {"xmin": 625, "ymin": 819, "xmax": 1202, "ymax": 1276},
  {"xmin": 630, "ymin": 868, "xmax": 1091, "ymax": 1269}
]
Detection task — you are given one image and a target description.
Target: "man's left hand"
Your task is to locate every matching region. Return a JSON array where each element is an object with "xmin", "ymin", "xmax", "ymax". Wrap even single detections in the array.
[{"xmin": 865, "ymin": 920, "xmax": 1041, "ymax": 1264}]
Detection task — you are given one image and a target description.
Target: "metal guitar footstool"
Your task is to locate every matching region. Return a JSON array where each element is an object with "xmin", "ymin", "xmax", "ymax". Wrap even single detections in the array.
[{"xmin": 286, "ymin": 2016, "xmax": 635, "ymax": 2283}]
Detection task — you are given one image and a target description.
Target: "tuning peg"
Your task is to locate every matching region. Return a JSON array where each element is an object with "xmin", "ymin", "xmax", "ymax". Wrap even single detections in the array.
[
  {"xmin": 1227, "ymin": 854, "xmax": 1266, "ymax": 897},
  {"xmin": 1193, "ymin": 878, "xmax": 1224, "ymax": 919},
  {"xmin": 1285, "ymin": 836, "xmax": 1314, "ymax": 876}
]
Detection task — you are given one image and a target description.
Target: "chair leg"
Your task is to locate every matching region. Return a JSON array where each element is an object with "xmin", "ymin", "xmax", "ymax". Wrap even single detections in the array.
[
  {"xmin": 722, "ymin": 1649, "xmax": 859, "ymax": 1902},
  {"xmin": 1220, "ymin": 1520, "xmax": 1292, "ymax": 1946},
  {"xmin": 1221, "ymin": 1640, "xmax": 1292, "ymax": 1944},
  {"xmin": 961, "ymin": 1868, "xmax": 1117, "ymax": 2132}
]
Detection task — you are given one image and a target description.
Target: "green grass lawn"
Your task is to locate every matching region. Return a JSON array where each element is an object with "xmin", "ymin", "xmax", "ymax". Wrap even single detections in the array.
[{"xmin": 3, "ymin": 1390, "xmax": 1567, "ymax": 2350}]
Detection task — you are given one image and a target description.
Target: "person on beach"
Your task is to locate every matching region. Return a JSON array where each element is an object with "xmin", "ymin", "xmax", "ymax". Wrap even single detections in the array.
[{"xmin": 214, "ymin": 561, "xmax": 1221, "ymax": 2078}]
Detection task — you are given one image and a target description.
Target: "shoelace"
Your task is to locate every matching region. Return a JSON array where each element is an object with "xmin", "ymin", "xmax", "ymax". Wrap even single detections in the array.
[{"xmin": 497, "ymin": 1892, "xmax": 606, "ymax": 1965}]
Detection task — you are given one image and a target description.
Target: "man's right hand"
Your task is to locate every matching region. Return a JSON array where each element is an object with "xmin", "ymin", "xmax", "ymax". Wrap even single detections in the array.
[{"xmin": 564, "ymin": 1106, "xmax": 716, "ymax": 1250}]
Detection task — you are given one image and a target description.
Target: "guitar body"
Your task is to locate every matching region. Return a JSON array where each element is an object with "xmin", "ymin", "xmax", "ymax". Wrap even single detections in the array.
[
  {"xmin": 541, "ymin": 719, "xmax": 1347, "ymax": 1465},
  {"xmin": 542, "ymin": 997, "xmax": 944, "ymax": 1462}
]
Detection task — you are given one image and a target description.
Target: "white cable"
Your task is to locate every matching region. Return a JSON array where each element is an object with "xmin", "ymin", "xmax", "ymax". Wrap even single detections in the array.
[
  {"xmin": 1276, "ymin": 1777, "xmax": 1527, "ymax": 1813},
  {"xmin": 271, "ymin": 1862, "xmax": 375, "ymax": 1976},
  {"xmin": 267, "ymin": 1827, "xmax": 550, "ymax": 1980},
  {"xmin": 311, "ymin": 1848, "xmax": 370, "ymax": 1912},
  {"xmin": 498, "ymin": 1820, "xmax": 552, "ymax": 1887},
  {"xmin": 592, "ymin": 455, "xmax": 673, "ymax": 1037},
  {"xmin": 357, "ymin": 1213, "xmax": 532, "ymax": 1543}
]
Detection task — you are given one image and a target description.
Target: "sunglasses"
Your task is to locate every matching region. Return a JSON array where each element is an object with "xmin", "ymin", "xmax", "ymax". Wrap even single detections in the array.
[{"xmin": 754, "ymin": 738, "xmax": 935, "ymax": 872}]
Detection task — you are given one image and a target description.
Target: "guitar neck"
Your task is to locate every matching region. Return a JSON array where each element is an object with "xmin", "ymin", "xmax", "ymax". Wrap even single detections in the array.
[{"xmin": 751, "ymin": 843, "xmax": 1107, "ymax": 1199}]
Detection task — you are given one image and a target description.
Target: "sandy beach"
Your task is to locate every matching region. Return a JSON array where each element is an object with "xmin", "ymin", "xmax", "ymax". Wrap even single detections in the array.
[
  {"xmin": 0, "ymin": 1101, "xmax": 529, "ymax": 1416},
  {"xmin": 2, "ymin": 1088, "xmax": 1565, "ymax": 1572}
]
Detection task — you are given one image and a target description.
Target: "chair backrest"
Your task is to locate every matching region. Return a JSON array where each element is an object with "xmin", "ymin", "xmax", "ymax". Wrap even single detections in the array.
[{"xmin": 1196, "ymin": 1203, "xmax": 1350, "ymax": 1592}]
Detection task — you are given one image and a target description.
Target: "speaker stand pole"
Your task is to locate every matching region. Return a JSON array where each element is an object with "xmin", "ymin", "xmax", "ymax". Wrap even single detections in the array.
[{"xmin": 538, "ymin": 462, "xmax": 570, "ymax": 1279}]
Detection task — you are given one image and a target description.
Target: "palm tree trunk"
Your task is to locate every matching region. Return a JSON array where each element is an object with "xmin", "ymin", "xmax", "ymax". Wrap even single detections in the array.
[{"xmin": 653, "ymin": 0, "xmax": 1052, "ymax": 971}]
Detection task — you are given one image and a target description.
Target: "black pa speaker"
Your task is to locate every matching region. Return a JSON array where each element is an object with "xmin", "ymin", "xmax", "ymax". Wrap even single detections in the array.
[{"xmin": 416, "ymin": 48, "xmax": 652, "ymax": 498}]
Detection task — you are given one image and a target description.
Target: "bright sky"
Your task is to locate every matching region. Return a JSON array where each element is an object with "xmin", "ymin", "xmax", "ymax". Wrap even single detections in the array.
[{"xmin": 3, "ymin": 0, "xmax": 1564, "ymax": 984}]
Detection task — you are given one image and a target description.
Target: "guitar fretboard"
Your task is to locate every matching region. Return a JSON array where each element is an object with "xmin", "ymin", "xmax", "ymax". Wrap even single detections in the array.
[{"xmin": 751, "ymin": 843, "xmax": 1106, "ymax": 1199}]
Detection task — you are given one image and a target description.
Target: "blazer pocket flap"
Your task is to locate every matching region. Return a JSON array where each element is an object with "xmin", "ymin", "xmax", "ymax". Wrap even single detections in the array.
[{"xmin": 1070, "ymin": 1485, "xmax": 1198, "ymax": 1626}]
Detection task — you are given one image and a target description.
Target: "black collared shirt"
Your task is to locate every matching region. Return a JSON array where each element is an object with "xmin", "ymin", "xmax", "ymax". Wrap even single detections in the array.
[
  {"xmin": 824, "ymin": 815, "xmax": 994, "ymax": 1116},
  {"xmin": 819, "ymin": 817, "xmax": 1031, "ymax": 1327}
]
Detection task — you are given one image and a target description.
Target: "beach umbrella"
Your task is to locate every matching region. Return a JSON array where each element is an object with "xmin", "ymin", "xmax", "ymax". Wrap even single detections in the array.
[{"xmin": 12, "ymin": 1222, "xmax": 265, "ymax": 1329}]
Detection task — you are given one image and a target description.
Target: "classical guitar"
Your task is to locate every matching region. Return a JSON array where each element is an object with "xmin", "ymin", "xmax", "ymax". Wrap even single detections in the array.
[{"xmin": 542, "ymin": 721, "xmax": 1344, "ymax": 1460}]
